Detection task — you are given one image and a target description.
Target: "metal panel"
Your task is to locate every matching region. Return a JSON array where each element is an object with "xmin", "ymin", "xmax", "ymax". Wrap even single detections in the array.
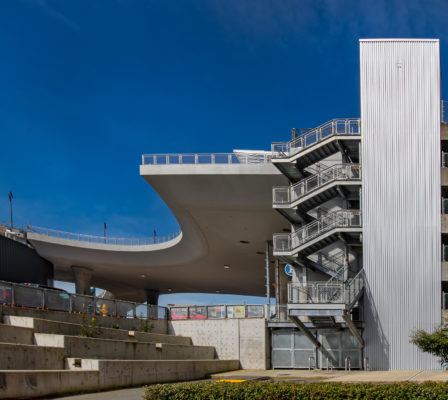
[
  {"xmin": 360, "ymin": 39, "xmax": 441, "ymax": 369},
  {"xmin": 0, "ymin": 235, "xmax": 53, "ymax": 285}
]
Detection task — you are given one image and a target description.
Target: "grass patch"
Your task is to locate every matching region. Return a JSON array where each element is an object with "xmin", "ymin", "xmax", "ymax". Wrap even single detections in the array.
[{"xmin": 143, "ymin": 381, "xmax": 448, "ymax": 399}]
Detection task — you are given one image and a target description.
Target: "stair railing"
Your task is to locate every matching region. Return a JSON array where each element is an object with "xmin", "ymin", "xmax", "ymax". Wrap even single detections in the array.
[
  {"xmin": 273, "ymin": 164, "xmax": 361, "ymax": 206},
  {"xmin": 273, "ymin": 210, "xmax": 361, "ymax": 253},
  {"xmin": 271, "ymin": 118, "xmax": 360, "ymax": 158},
  {"xmin": 287, "ymin": 269, "xmax": 364, "ymax": 305}
]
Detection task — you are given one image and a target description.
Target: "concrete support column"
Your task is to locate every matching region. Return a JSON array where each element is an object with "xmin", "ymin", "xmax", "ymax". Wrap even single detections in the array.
[
  {"xmin": 71, "ymin": 266, "xmax": 93, "ymax": 295},
  {"xmin": 145, "ymin": 289, "xmax": 159, "ymax": 305}
]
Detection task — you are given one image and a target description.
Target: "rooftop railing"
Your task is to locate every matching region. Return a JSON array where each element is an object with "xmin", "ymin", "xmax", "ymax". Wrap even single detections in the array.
[
  {"xmin": 142, "ymin": 152, "xmax": 271, "ymax": 165},
  {"xmin": 273, "ymin": 164, "xmax": 361, "ymax": 206},
  {"xmin": 271, "ymin": 118, "xmax": 360, "ymax": 159},
  {"xmin": 22, "ymin": 223, "xmax": 181, "ymax": 246},
  {"xmin": 273, "ymin": 210, "xmax": 362, "ymax": 254}
]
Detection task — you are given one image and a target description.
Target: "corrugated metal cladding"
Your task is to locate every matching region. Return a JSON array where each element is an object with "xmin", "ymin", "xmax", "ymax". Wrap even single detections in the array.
[
  {"xmin": 0, "ymin": 235, "xmax": 53, "ymax": 285},
  {"xmin": 360, "ymin": 39, "xmax": 441, "ymax": 370}
]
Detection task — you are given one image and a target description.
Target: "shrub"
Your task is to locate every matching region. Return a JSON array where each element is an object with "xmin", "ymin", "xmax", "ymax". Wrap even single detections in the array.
[
  {"xmin": 79, "ymin": 314, "xmax": 101, "ymax": 337},
  {"xmin": 143, "ymin": 381, "xmax": 448, "ymax": 400},
  {"xmin": 411, "ymin": 326, "xmax": 448, "ymax": 365}
]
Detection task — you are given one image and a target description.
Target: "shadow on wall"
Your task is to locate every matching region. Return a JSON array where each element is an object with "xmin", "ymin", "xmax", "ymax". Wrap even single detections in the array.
[{"xmin": 363, "ymin": 279, "xmax": 390, "ymax": 371}]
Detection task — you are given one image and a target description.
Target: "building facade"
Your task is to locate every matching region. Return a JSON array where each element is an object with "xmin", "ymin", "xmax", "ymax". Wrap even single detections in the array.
[{"xmin": 271, "ymin": 39, "xmax": 441, "ymax": 370}]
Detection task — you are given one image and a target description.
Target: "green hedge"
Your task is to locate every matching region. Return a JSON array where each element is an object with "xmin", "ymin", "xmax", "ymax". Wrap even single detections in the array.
[{"xmin": 143, "ymin": 381, "xmax": 448, "ymax": 400}]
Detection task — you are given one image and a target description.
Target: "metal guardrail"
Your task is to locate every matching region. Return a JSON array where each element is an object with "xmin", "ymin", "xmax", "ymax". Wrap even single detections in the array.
[
  {"xmin": 442, "ymin": 152, "xmax": 448, "ymax": 168},
  {"xmin": 442, "ymin": 101, "xmax": 448, "ymax": 123},
  {"xmin": 142, "ymin": 152, "xmax": 272, "ymax": 165},
  {"xmin": 0, "ymin": 280, "xmax": 168, "ymax": 320},
  {"xmin": 443, "ymin": 198, "xmax": 448, "ymax": 214},
  {"xmin": 273, "ymin": 210, "xmax": 362, "ymax": 253},
  {"xmin": 271, "ymin": 119, "xmax": 360, "ymax": 158},
  {"xmin": 25, "ymin": 224, "xmax": 181, "ymax": 246},
  {"xmin": 169, "ymin": 304, "xmax": 266, "ymax": 320},
  {"xmin": 273, "ymin": 164, "xmax": 361, "ymax": 206},
  {"xmin": 288, "ymin": 269, "xmax": 364, "ymax": 305},
  {"xmin": 443, "ymin": 292, "xmax": 448, "ymax": 310}
]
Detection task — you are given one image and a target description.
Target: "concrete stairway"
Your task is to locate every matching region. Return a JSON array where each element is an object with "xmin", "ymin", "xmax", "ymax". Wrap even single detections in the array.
[{"xmin": 0, "ymin": 306, "xmax": 239, "ymax": 399}]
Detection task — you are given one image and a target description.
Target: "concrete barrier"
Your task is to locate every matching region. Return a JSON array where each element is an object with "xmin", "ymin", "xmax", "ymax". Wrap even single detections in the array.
[
  {"xmin": 0, "ymin": 304, "xmax": 168, "ymax": 333},
  {"xmin": 0, "ymin": 324, "xmax": 34, "ymax": 345},
  {"xmin": 5, "ymin": 316, "xmax": 191, "ymax": 345},
  {"xmin": 170, "ymin": 318, "xmax": 269, "ymax": 369},
  {"xmin": 0, "ymin": 370, "xmax": 100, "ymax": 399},
  {"xmin": 0, "ymin": 343, "xmax": 65, "ymax": 370},
  {"xmin": 0, "ymin": 360, "xmax": 239, "ymax": 399},
  {"xmin": 34, "ymin": 333, "xmax": 216, "ymax": 360}
]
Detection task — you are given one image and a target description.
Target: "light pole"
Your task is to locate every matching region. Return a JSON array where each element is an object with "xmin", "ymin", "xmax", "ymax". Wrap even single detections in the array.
[
  {"xmin": 104, "ymin": 222, "xmax": 107, "ymax": 239},
  {"xmin": 8, "ymin": 191, "xmax": 13, "ymax": 229}
]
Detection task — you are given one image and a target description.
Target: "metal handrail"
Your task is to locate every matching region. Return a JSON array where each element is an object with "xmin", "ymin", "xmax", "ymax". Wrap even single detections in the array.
[
  {"xmin": 26, "ymin": 225, "xmax": 181, "ymax": 246},
  {"xmin": 287, "ymin": 269, "xmax": 364, "ymax": 305},
  {"xmin": 141, "ymin": 152, "xmax": 272, "ymax": 165},
  {"xmin": 273, "ymin": 210, "xmax": 362, "ymax": 253},
  {"xmin": 273, "ymin": 164, "xmax": 361, "ymax": 206},
  {"xmin": 271, "ymin": 118, "xmax": 360, "ymax": 158}
]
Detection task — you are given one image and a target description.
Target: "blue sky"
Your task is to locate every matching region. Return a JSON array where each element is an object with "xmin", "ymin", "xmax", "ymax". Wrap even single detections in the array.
[{"xmin": 1, "ymin": 0, "xmax": 448, "ymax": 305}]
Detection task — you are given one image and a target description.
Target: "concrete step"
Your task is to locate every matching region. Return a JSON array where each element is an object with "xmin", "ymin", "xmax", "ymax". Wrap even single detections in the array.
[
  {"xmin": 5, "ymin": 316, "xmax": 191, "ymax": 345},
  {"xmin": 34, "ymin": 333, "xmax": 216, "ymax": 360},
  {"xmin": 0, "ymin": 343, "xmax": 65, "ymax": 370},
  {"xmin": 0, "ymin": 304, "xmax": 167, "ymax": 333},
  {"xmin": 0, "ymin": 323, "xmax": 34, "ymax": 344},
  {"xmin": 0, "ymin": 360, "xmax": 239, "ymax": 399}
]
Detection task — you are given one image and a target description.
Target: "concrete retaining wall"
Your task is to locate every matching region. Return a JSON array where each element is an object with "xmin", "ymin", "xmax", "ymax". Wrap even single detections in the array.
[
  {"xmin": 0, "ymin": 304, "xmax": 168, "ymax": 333},
  {"xmin": 169, "ymin": 318, "xmax": 269, "ymax": 369},
  {"xmin": 0, "ymin": 360, "xmax": 239, "ymax": 399},
  {"xmin": 34, "ymin": 333, "xmax": 216, "ymax": 360},
  {"xmin": 0, "ymin": 324, "xmax": 34, "ymax": 345},
  {"xmin": 5, "ymin": 316, "xmax": 191, "ymax": 345},
  {"xmin": 0, "ymin": 343, "xmax": 65, "ymax": 370}
]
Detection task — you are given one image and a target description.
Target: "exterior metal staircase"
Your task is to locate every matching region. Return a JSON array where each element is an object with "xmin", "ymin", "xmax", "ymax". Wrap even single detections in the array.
[
  {"xmin": 271, "ymin": 119, "xmax": 361, "ymax": 182},
  {"xmin": 272, "ymin": 164, "xmax": 361, "ymax": 224},
  {"xmin": 288, "ymin": 269, "xmax": 365, "ymax": 352},
  {"xmin": 273, "ymin": 210, "xmax": 362, "ymax": 260}
]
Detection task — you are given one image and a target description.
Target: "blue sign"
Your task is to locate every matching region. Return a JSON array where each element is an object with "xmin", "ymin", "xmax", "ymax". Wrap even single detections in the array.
[{"xmin": 284, "ymin": 264, "xmax": 293, "ymax": 277}]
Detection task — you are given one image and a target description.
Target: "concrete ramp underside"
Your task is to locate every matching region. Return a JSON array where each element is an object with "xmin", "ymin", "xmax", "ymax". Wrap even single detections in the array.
[{"xmin": 28, "ymin": 164, "xmax": 288, "ymax": 301}]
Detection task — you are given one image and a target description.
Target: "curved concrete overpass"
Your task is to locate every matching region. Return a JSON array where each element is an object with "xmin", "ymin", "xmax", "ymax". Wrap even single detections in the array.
[{"xmin": 28, "ymin": 158, "xmax": 288, "ymax": 302}]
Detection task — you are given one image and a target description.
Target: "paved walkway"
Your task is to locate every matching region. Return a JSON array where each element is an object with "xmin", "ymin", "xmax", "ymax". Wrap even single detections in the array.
[
  {"xmin": 53, "ymin": 387, "xmax": 144, "ymax": 400},
  {"xmin": 211, "ymin": 369, "xmax": 448, "ymax": 383},
  {"xmin": 52, "ymin": 370, "xmax": 448, "ymax": 399}
]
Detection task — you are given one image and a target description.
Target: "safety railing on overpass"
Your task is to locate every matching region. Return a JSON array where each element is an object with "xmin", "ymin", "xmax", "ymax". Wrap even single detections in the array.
[
  {"xmin": 273, "ymin": 210, "xmax": 362, "ymax": 253},
  {"xmin": 170, "ymin": 304, "xmax": 266, "ymax": 320},
  {"xmin": 0, "ymin": 280, "xmax": 168, "ymax": 320},
  {"xmin": 271, "ymin": 118, "xmax": 360, "ymax": 159},
  {"xmin": 26, "ymin": 225, "xmax": 181, "ymax": 246},
  {"xmin": 288, "ymin": 269, "xmax": 364, "ymax": 306},
  {"xmin": 273, "ymin": 164, "xmax": 361, "ymax": 206},
  {"xmin": 142, "ymin": 152, "xmax": 272, "ymax": 165}
]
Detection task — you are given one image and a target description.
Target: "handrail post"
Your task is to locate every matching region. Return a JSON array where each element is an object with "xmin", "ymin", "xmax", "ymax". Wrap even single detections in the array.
[
  {"xmin": 345, "ymin": 356, "xmax": 351, "ymax": 371},
  {"xmin": 363, "ymin": 357, "xmax": 369, "ymax": 371},
  {"xmin": 309, "ymin": 356, "xmax": 315, "ymax": 370}
]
